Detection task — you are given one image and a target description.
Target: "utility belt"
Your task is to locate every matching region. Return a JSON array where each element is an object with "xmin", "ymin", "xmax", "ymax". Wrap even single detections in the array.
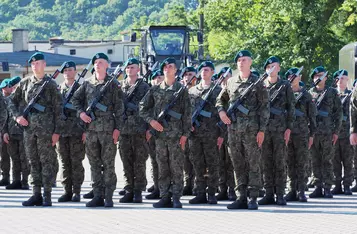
[{"xmin": 270, "ymin": 107, "xmax": 286, "ymax": 116}]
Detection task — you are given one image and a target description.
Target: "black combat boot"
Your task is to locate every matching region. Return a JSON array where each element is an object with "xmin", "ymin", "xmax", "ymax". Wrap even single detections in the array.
[
  {"xmin": 227, "ymin": 197, "xmax": 248, "ymax": 209},
  {"xmin": 331, "ymin": 181, "xmax": 343, "ymax": 195},
  {"xmin": 21, "ymin": 180, "xmax": 30, "ymax": 190},
  {"xmin": 153, "ymin": 197, "xmax": 173, "ymax": 208},
  {"xmin": 104, "ymin": 190, "xmax": 114, "ymax": 208},
  {"xmin": 173, "ymin": 197, "xmax": 182, "ymax": 208},
  {"xmin": 119, "ymin": 192, "xmax": 134, "ymax": 203},
  {"xmin": 309, "ymin": 186, "xmax": 324, "ymax": 198},
  {"xmin": 133, "ymin": 190, "xmax": 143, "ymax": 203},
  {"xmin": 83, "ymin": 190, "xmax": 94, "ymax": 199},
  {"xmin": 6, "ymin": 180, "xmax": 22, "ymax": 190},
  {"xmin": 0, "ymin": 178, "xmax": 10, "ymax": 186},
  {"xmin": 228, "ymin": 187, "xmax": 237, "ymax": 201},
  {"xmin": 284, "ymin": 190, "xmax": 298, "ymax": 201},
  {"xmin": 58, "ymin": 193, "xmax": 73, "ymax": 202},
  {"xmin": 22, "ymin": 193, "xmax": 43, "ymax": 206},
  {"xmin": 43, "ymin": 192, "xmax": 52, "ymax": 206},
  {"xmin": 145, "ymin": 189, "xmax": 160, "ymax": 199},
  {"xmin": 344, "ymin": 185, "xmax": 353, "ymax": 195},
  {"xmin": 248, "ymin": 197, "xmax": 258, "ymax": 210},
  {"xmin": 258, "ymin": 195, "xmax": 275, "ymax": 205},
  {"xmin": 118, "ymin": 189, "xmax": 126, "ymax": 196},
  {"xmin": 147, "ymin": 185, "xmax": 155, "ymax": 193},
  {"xmin": 189, "ymin": 193, "xmax": 207, "ymax": 204},
  {"xmin": 182, "ymin": 185, "xmax": 193, "ymax": 196},
  {"xmin": 72, "ymin": 193, "xmax": 81, "ymax": 202},
  {"xmin": 276, "ymin": 195, "xmax": 287, "ymax": 206},
  {"xmin": 216, "ymin": 189, "xmax": 228, "ymax": 201},
  {"xmin": 86, "ymin": 196, "xmax": 105, "ymax": 207},
  {"xmin": 298, "ymin": 190, "xmax": 307, "ymax": 202},
  {"xmin": 324, "ymin": 188, "xmax": 333, "ymax": 198},
  {"xmin": 207, "ymin": 193, "xmax": 218, "ymax": 204}
]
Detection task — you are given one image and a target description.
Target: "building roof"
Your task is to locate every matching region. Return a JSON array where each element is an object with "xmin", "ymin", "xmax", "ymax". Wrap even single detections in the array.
[{"xmin": 0, "ymin": 50, "xmax": 90, "ymax": 66}]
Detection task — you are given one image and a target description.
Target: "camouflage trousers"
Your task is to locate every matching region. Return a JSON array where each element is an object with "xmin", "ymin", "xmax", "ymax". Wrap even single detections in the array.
[
  {"xmin": 86, "ymin": 131, "xmax": 117, "ymax": 198},
  {"xmin": 23, "ymin": 132, "xmax": 57, "ymax": 194},
  {"xmin": 310, "ymin": 134, "xmax": 334, "ymax": 189},
  {"xmin": 56, "ymin": 135, "xmax": 85, "ymax": 194},
  {"xmin": 228, "ymin": 129, "xmax": 262, "ymax": 198},
  {"xmin": 0, "ymin": 139, "xmax": 10, "ymax": 180},
  {"xmin": 261, "ymin": 131, "xmax": 287, "ymax": 196},
  {"xmin": 333, "ymin": 137, "xmax": 354, "ymax": 186},
  {"xmin": 148, "ymin": 138, "xmax": 158, "ymax": 189},
  {"xmin": 183, "ymin": 146, "xmax": 195, "ymax": 188},
  {"xmin": 218, "ymin": 141, "xmax": 235, "ymax": 191},
  {"xmin": 7, "ymin": 135, "xmax": 30, "ymax": 182},
  {"xmin": 189, "ymin": 136, "xmax": 219, "ymax": 195},
  {"xmin": 354, "ymin": 146, "xmax": 357, "ymax": 180},
  {"xmin": 156, "ymin": 137, "xmax": 184, "ymax": 198},
  {"xmin": 287, "ymin": 133, "xmax": 308, "ymax": 192},
  {"xmin": 119, "ymin": 134, "xmax": 149, "ymax": 192}
]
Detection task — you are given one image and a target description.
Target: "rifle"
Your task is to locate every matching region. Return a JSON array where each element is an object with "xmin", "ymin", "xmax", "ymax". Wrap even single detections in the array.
[
  {"xmin": 150, "ymin": 75, "xmax": 196, "ymax": 136},
  {"xmin": 61, "ymin": 60, "xmax": 92, "ymax": 120},
  {"xmin": 85, "ymin": 65, "xmax": 123, "ymax": 120},
  {"xmin": 22, "ymin": 62, "xmax": 67, "ymax": 119},
  {"xmin": 123, "ymin": 61, "xmax": 159, "ymax": 121},
  {"xmin": 315, "ymin": 72, "xmax": 339, "ymax": 117},
  {"xmin": 269, "ymin": 66, "xmax": 303, "ymax": 116},
  {"xmin": 216, "ymin": 66, "xmax": 276, "ymax": 128},
  {"xmin": 192, "ymin": 68, "xmax": 231, "ymax": 128},
  {"xmin": 142, "ymin": 61, "xmax": 159, "ymax": 83}
]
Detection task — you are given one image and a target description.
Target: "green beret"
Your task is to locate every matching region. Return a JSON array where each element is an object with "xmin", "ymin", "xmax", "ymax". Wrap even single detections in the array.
[
  {"xmin": 60, "ymin": 61, "xmax": 76, "ymax": 73},
  {"xmin": 28, "ymin": 52, "xmax": 45, "ymax": 64},
  {"xmin": 234, "ymin": 50, "xmax": 252, "ymax": 63},
  {"xmin": 0, "ymin": 78, "xmax": 11, "ymax": 89},
  {"xmin": 91, "ymin": 53, "xmax": 109, "ymax": 65},
  {"xmin": 310, "ymin": 66, "xmax": 326, "ymax": 79},
  {"xmin": 160, "ymin": 57, "xmax": 176, "ymax": 72},
  {"xmin": 264, "ymin": 56, "xmax": 280, "ymax": 69},
  {"xmin": 333, "ymin": 69, "xmax": 348, "ymax": 79},
  {"xmin": 182, "ymin": 66, "xmax": 196, "ymax": 76},
  {"xmin": 124, "ymin": 58, "xmax": 140, "ymax": 68},
  {"xmin": 218, "ymin": 67, "xmax": 232, "ymax": 78},
  {"xmin": 211, "ymin": 74, "xmax": 218, "ymax": 81},
  {"xmin": 198, "ymin": 61, "xmax": 215, "ymax": 72},
  {"xmin": 150, "ymin": 70, "xmax": 163, "ymax": 81},
  {"xmin": 284, "ymin": 67, "xmax": 299, "ymax": 79},
  {"xmin": 9, "ymin": 76, "xmax": 21, "ymax": 87}
]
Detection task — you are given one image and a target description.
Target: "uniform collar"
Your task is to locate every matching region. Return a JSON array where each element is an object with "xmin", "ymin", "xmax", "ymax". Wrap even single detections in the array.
[
  {"xmin": 159, "ymin": 80, "xmax": 180, "ymax": 91},
  {"xmin": 89, "ymin": 74, "xmax": 110, "ymax": 85},
  {"xmin": 30, "ymin": 75, "xmax": 48, "ymax": 84}
]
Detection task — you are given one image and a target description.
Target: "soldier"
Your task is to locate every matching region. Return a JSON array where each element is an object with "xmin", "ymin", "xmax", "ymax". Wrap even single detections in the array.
[
  {"xmin": 331, "ymin": 69, "xmax": 353, "ymax": 195},
  {"xmin": 285, "ymin": 68, "xmax": 317, "ymax": 202},
  {"xmin": 149, "ymin": 70, "xmax": 164, "ymax": 87},
  {"xmin": 8, "ymin": 52, "xmax": 63, "ymax": 206},
  {"xmin": 139, "ymin": 57, "xmax": 191, "ymax": 208},
  {"xmin": 217, "ymin": 50, "xmax": 269, "ymax": 210},
  {"xmin": 188, "ymin": 61, "xmax": 222, "ymax": 204},
  {"xmin": 309, "ymin": 66, "xmax": 342, "ymax": 199},
  {"xmin": 259, "ymin": 56, "xmax": 295, "ymax": 206},
  {"xmin": 119, "ymin": 58, "xmax": 150, "ymax": 203},
  {"xmin": 0, "ymin": 90, "xmax": 6, "ymax": 131},
  {"xmin": 215, "ymin": 67, "xmax": 237, "ymax": 201},
  {"xmin": 56, "ymin": 61, "xmax": 85, "ymax": 202},
  {"xmin": 72, "ymin": 53, "xmax": 124, "ymax": 207},
  {"xmin": 350, "ymin": 81, "xmax": 357, "ymax": 187}
]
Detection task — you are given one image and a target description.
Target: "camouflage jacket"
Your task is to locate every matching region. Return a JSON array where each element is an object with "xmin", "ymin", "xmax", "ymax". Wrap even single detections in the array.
[
  {"xmin": 309, "ymin": 86, "xmax": 342, "ymax": 135},
  {"xmin": 139, "ymin": 80, "xmax": 191, "ymax": 139},
  {"xmin": 266, "ymin": 77, "xmax": 296, "ymax": 132},
  {"xmin": 350, "ymin": 88, "xmax": 357, "ymax": 134},
  {"xmin": 216, "ymin": 73, "xmax": 270, "ymax": 133},
  {"xmin": 8, "ymin": 75, "xmax": 63, "ymax": 136},
  {"xmin": 2, "ymin": 95, "xmax": 23, "ymax": 136},
  {"xmin": 121, "ymin": 78, "xmax": 150, "ymax": 135},
  {"xmin": 0, "ymin": 93, "xmax": 7, "ymax": 132},
  {"xmin": 71, "ymin": 74, "xmax": 124, "ymax": 132},
  {"xmin": 189, "ymin": 82, "xmax": 221, "ymax": 138},
  {"xmin": 59, "ymin": 81, "xmax": 84, "ymax": 137},
  {"xmin": 339, "ymin": 89, "xmax": 351, "ymax": 138},
  {"xmin": 292, "ymin": 89, "xmax": 317, "ymax": 137}
]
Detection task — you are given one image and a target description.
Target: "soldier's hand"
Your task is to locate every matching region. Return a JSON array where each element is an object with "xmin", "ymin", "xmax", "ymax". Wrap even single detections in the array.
[
  {"xmin": 332, "ymin": 134, "xmax": 338, "ymax": 145},
  {"xmin": 308, "ymin": 137, "xmax": 314, "ymax": 149},
  {"xmin": 80, "ymin": 112, "xmax": 92, "ymax": 123},
  {"xmin": 82, "ymin": 133, "xmax": 86, "ymax": 144},
  {"xmin": 217, "ymin": 137, "xmax": 224, "ymax": 150},
  {"xmin": 3, "ymin": 133, "xmax": 9, "ymax": 144},
  {"xmin": 180, "ymin": 136, "xmax": 187, "ymax": 150},
  {"xmin": 150, "ymin": 120, "xmax": 164, "ymax": 132},
  {"xmin": 350, "ymin": 133, "xmax": 357, "ymax": 145},
  {"xmin": 16, "ymin": 116, "xmax": 28, "ymax": 126},
  {"xmin": 256, "ymin": 131, "xmax": 265, "ymax": 148},
  {"xmin": 219, "ymin": 111, "xmax": 231, "ymax": 125},
  {"xmin": 113, "ymin": 129, "xmax": 120, "ymax": 144},
  {"xmin": 52, "ymin": 133, "xmax": 60, "ymax": 146},
  {"xmin": 146, "ymin": 130, "xmax": 152, "ymax": 142},
  {"xmin": 284, "ymin": 129, "xmax": 291, "ymax": 146}
]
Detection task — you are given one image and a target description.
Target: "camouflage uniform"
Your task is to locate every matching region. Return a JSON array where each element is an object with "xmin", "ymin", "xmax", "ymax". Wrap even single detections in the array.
[
  {"xmin": 263, "ymin": 78, "xmax": 295, "ymax": 197},
  {"xmin": 287, "ymin": 90, "xmax": 317, "ymax": 192},
  {"xmin": 148, "ymin": 137, "xmax": 158, "ymax": 189},
  {"xmin": 216, "ymin": 73, "xmax": 270, "ymax": 199},
  {"xmin": 0, "ymin": 94, "xmax": 6, "ymax": 130},
  {"xmin": 183, "ymin": 146, "xmax": 195, "ymax": 193},
  {"xmin": 8, "ymin": 75, "xmax": 63, "ymax": 195},
  {"xmin": 309, "ymin": 87, "xmax": 342, "ymax": 189},
  {"xmin": 350, "ymin": 89, "xmax": 357, "ymax": 190},
  {"xmin": 188, "ymin": 82, "xmax": 221, "ymax": 196},
  {"xmin": 139, "ymin": 80, "xmax": 191, "ymax": 199},
  {"xmin": 72, "ymin": 74, "xmax": 124, "ymax": 200},
  {"xmin": 56, "ymin": 82, "xmax": 85, "ymax": 195},
  {"xmin": 0, "ymin": 136, "xmax": 10, "ymax": 183},
  {"xmin": 119, "ymin": 78, "xmax": 150, "ymax": 193},
  {"xmin": 218, "ymin": 134, "xmax": 235, "ymax": 193}
]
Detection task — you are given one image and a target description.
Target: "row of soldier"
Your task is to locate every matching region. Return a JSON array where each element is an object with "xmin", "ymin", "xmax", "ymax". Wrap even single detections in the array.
[{"xmin": 0, "ymin": 50, "xmax": 356, "ymax": 210}]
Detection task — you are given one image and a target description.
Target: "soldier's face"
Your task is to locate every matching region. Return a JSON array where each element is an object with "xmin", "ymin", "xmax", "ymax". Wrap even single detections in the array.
[
  {"xmin": 237, "ymin": 57, "xmax": 252, "ymax": 71},
  {"xmin": 266, "ymin": 62, "xmax": 280, "ymax": 76},
  {"xmin": 2, "ymin": 87, "xmax": 12, "ymax": 95},
  {"xmin": 63, "ymin": 67, "xmax": 76, "ymax": 80},
  {"xmin": 289, "ymin": 74, "xmax": 301, "ymax": 87},
  {"xmin": 94, "ymin": 59, "xmax": 109, "ymax": 72},
  {"xmin": 152, "ymin": 75, "xmax": 164, "ymax": 85},
  {"xmin": 201, "ymin": 67, "xmax": 214, "ymax": 81},
  {"xmin": 163, "ymin": 63, "xmax": 177, "ymax": 77},
  {"xmin": 125, "ymin": 64, "xmax": 140, "ymax": 77},
  {"xmin": 31, "ymin": 60, "xmax": 46, "ymax": 73},
  {"xmin": 184, "ymin": 71, "xmax": 196, "ymax": 83},
  {"xmin": 313, "ymin": 72, "xmax": 326, "ymax": 85},
  {"xmin": 338, "ymin": 75, "xmax": 349, "ymax": 88}
]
